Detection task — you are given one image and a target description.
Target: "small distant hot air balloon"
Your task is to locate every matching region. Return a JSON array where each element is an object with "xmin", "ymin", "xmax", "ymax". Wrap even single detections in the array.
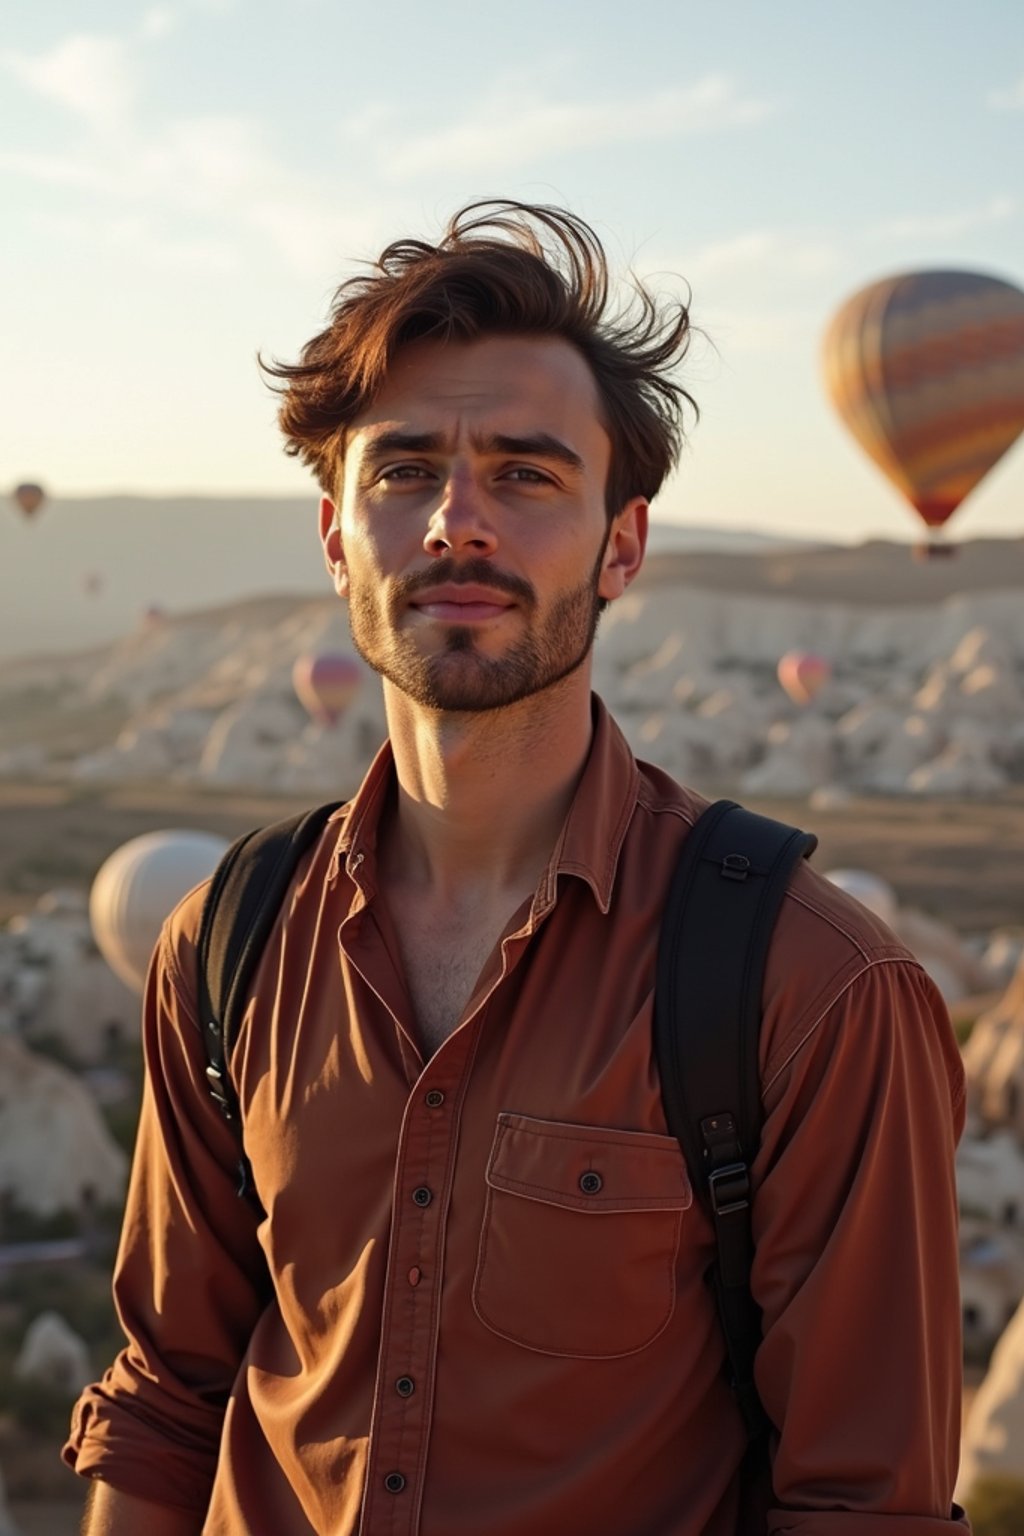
[
  {"xmin": 82, "ymin": 571, "xmax": 104, "ymax": 597},
  {"xmin": 823, "ymin": 269, "xmax": 1024, "ymax": 552},
  {"xmin": 777, "ymin": 651, "xmax": 831, "ymax": 706},
  {"xmin": 142, "ymin": 603, "xmax": 166, "ymax": 629},
  {"xmin": 292, "ymin": 652, "xmax": 363, "ymax": 727},
  {"xmin": 89, "ymin": 830, "xmax": 229, "ymax": 995},
  {"xmin": 12, "ymin": 482, "xmax": 45, "ymax": 518}
]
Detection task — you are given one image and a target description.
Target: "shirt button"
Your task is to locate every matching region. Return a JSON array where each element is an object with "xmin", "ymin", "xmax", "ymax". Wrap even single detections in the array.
[
  {"xmin": 425, "ymin": 1090, "xmax": 445, "ymax": 1108},
  {"xmin": 412, "ymin": 1185, "xmax": 433, "ymax": 1207},
  {"xmin": 384, "ymin": 1472, "xmax": 406, "ymax": 1494},
  {"xmin": 579, "ymin": 1171, "xmax": 603, "ymax": 1195},
  {"xmin": 407, "ymin": 1266, "xmax": 422, "ymax": 1287},
  {"xmin": 395, "ymin": 1376, "xmax": 415, "ymax": 1397}
]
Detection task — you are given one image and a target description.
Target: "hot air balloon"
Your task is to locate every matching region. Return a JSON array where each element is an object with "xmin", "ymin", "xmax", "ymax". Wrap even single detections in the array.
[
  {"xmin": 823, "ymin": 269, "xmax": 1024, "ymax": 551},
  {"xmin": 12, "ymin": 482, "xmax": 45, "ymax": 517},
  {"xmin": 82, "ymin": 571, "xmax": 104, "ymax": 597},
  {"xmin": 292, "ymin": 652, "xmax": 362, "ymax": 727},
  {"xmin": 89, "ymin": 830, "xmax": 229, "ymax": 994},
  {"xmin": 777, "ymin": 651, "xmax": 831, "ymax": 706},
  {"xmin": 822, "ymin": 869, "xmax": 898, "ymax": 928}
]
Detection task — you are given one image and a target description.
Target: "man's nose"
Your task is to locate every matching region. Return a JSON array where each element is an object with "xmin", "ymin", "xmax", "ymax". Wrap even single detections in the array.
[{"xmin": 423, "ymin": 471, "xmax": 497, "ymax": 558}]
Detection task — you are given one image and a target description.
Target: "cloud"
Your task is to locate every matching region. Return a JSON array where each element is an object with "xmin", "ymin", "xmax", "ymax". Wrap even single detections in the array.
[
  {"xmin": 0, "ymin": 148, "xmax": 119, "ymax": 194},
  {"xmin": 35, "ymin": 208, "xmax": 239, "ymax": 274},
  {"xmin": 691, "ymin": 306, "xmax": 821, "ymax": 356},
  {"xmin": 0, "ymin": 105, "xmax": 384, "ymax": 281},
  {"xmin": 867, "ymin": 196, "xmax": 1016, "ymax": 242},
  {"xmin": 378, "ymin": 74, "xmax": 778, "ymax": 178},
  {"xmin": 0, "ymin": 33, "xmax": 137, "ymax": 128},
  {"xmin": 989, "ymin": 73, "xmax": 1024, "ymax": 111},
  {"xmin": 678, "ymin": 231, "xmax": 840, "ymax": 283},
  {"xmin": 140, "ymin": 6, "xmax": 178, "ymax": 39}
]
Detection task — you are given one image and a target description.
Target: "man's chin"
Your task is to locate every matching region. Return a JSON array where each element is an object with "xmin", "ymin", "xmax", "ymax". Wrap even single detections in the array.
[{"xmin": 387, "ymin": 654, "xmax": 591, "ymax": 715}]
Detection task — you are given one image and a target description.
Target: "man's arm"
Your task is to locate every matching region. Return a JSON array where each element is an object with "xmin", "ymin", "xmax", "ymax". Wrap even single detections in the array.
[
  {"xmin": 753, "ymin": 954, "xmax": 969, "ymax": 1531},
  {"xmin": 64, "ymin": 897, "xmax": 269, "ymax": 1513},
  {"xmin": 81, "ymin": 1481, "xmax": 204, "ymax": 1536}
]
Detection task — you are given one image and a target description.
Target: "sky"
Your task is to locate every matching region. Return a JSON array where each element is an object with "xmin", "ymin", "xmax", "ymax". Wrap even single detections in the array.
[{"xmin": 2, "ymin": 0, "xmax": 1023, "ymax": 548}]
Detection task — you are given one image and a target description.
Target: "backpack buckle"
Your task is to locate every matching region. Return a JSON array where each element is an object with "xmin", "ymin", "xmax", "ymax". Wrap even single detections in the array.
[
  {"xmin": 707, "ymin": 1161, "xmax": 750, "ymax": 1215},
  {"xmin": 205, "ymin": 1064, "xmax": 234, "ymax": 1119},
  {"xmin": 720, "ymin": 853, "xmax": 751, "ymax": 881}
]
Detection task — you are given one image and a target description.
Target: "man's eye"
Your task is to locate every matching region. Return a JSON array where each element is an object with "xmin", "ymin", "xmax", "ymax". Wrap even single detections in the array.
[
  {"xmin": 379, "ymin": 464, "xmax": 431, "ymax": 482},
  {"xmin": 504, "ymin": 466, "xmax": 551, "ymax": 484}
]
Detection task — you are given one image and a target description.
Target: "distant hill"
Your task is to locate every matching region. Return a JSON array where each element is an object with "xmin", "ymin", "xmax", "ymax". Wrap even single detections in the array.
[
  {"xmin": 1, "ymin": 493, "xmax": 1020, "ymax": 657},
  {"xmin": 636, "ymin": 536, "xmax": 1024, "ymax": 606}
]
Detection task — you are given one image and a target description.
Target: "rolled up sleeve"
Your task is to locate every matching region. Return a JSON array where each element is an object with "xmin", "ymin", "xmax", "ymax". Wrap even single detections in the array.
[
  {"xmin": 753, "ymin": 956, "xmax": 970, "ymax": 1533},
  {"xmin": 63, "ymin": 901, "xmax": 269, "ymax": 1513}
]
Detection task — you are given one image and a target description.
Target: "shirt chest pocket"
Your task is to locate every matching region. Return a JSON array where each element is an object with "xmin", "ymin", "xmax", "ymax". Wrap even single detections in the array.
[{"xmin": 472, "ymin": 1112, "xmax": 692, "ymax": 1359}]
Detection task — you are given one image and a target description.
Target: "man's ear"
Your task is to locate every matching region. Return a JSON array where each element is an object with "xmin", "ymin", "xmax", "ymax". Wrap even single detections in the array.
[
  {"xmin": 319, "ymin": 496, "xmax": 349, "ymax": 599},
  {"xmin": 597, "ymin": 498, "xmax": 648, "ymax": 604}
]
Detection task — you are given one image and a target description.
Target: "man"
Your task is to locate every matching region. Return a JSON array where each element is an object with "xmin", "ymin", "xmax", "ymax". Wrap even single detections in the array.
[{"xmin": 66, "ymin": 201, "xmax": 968, "ymax": 1534}]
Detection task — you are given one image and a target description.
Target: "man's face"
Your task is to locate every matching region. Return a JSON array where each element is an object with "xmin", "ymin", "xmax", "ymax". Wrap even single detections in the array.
[{"xmin": 320, "ymin": 334, "xmax": 646, "ymax": 713}]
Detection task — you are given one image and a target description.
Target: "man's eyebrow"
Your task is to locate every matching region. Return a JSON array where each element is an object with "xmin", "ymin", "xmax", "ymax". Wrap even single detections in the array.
[
  {"xmin": 358, "ymin": 427, "xmax": 584, "ymax": 475},
  {"xmin": 476, "ymin": 433, "xmax": 584, "ymax": 473},
  {"xmin": 360, "ymin": 429, "xmax": 446, "ymax": 458}
]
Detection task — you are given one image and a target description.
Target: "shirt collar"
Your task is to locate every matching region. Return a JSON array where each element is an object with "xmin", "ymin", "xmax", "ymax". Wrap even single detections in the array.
[
  {"xmin": 535, "ymin": 695, "xmax": 639, "ymax": 916},
  {"xmin": 328, "ymin": 694, "xmax": 639, "ymax": 916}
]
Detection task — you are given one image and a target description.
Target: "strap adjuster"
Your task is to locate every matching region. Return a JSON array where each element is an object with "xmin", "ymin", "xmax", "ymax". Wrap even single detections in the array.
[
  {"xmin": 707, "ymin": 1161, "xmax": 750, "ymax": 1215},
  {"xmin": 205, "ymin": 1064, "xmax": 234, "ymax": 1118}
]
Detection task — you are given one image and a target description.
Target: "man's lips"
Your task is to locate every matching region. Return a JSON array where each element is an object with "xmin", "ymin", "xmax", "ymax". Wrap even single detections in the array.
[{"xmin": 409, "ymin": 584, "xmax": 517, "ymax": 622}]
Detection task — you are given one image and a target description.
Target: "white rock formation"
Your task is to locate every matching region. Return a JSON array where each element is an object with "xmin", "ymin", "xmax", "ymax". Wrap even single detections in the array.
[
  {"xmin": 965, "ymin": 953, "xmax": 1024, "ymax": 1137},
  {"xmin": 0, "ymin": 1034, "xmax": 127, "ymax": 1216},
  {"xmin": 0, "ymin": 894, "xmax": 138, "ymax": 1065},
  {"xmin": 5, "ymin": 577, "xmax": 1024, "ymax": 797},
  {"xmin": 958, "ymin": 1131, "xmax": 1024, "ymax": 1227},
  {"xmin": 959, "ymin": 1293, "xmax": 1024, "ymax": 1500},
  {"xmin": 13, "ymin": 1310, "xmax": 93, "ymax": 1395},
  {"xmin": 907, "ymin": 723, "xmax": 1009, "ymax": 797},
  {"xmin": 959, "ymin": 1224, "xmax": 1024, "ymax": 1357},
  {"xmin": 891, "ymin": 906, "xmax": 997, "ymax": 1004},
  {"xmin": 741, "ymin": 715, "xmax": 834, "ymax": 797},
  {"xmin": 982, "ymin": 931, "xmax": 1024, "ymax": 990}
]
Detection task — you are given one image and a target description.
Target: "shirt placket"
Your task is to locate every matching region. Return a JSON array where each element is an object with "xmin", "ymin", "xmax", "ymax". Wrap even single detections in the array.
[
  {"xmin": 357, "ymin": 919, "xmax": 543, "ymax": 1536},
  {"xmin": 359, "ymin": 1022, "xmax": 480, "ymax": 1536}
]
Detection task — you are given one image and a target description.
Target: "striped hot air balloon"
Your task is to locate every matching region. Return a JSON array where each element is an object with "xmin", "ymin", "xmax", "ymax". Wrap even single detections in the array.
[
  {"xmin": 822, "ymin": 270, "xmax": 1024, "ymax": 549},
  {"xmin": 292, "ymin": 651, "xmax": 363, "ymax": 727}
]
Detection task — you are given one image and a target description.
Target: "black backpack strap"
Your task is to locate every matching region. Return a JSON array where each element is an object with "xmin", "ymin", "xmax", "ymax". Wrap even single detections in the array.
[
  {"xmin": 654, "ymin": 799, "xmax": 816, "ymax": 1437},
  {"xmin": 195, "ymin": 800, "xmax": 344, "ymax": 1205}
]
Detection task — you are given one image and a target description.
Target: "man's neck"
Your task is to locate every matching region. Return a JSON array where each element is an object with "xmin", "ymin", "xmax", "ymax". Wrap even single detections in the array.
[{"xmin": 378, "ymin": 673, "xmax": 594, "ymax": 909}]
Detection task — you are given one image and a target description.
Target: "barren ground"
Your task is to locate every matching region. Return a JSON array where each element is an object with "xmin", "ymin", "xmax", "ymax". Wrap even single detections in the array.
[{"xmin": 1, "ymin": 779, "xmax": 1022, "ymax": 934}]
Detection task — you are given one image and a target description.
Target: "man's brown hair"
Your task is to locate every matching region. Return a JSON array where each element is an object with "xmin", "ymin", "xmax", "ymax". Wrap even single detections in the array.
[{"xmin": 262, "ymin": 199, "xmax": 697, "ymax": 518}]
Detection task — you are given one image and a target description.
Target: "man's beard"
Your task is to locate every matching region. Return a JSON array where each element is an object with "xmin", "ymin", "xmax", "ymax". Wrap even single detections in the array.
[{"xmin": 346, "ymin": 547, "xmax": 607, "ymax": 713}]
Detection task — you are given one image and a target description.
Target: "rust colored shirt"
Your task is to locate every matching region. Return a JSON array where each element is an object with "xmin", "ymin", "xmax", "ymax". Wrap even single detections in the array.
[{"xmin": 65, "ymin": 700, "xmax": 969, "ymax": 1534}]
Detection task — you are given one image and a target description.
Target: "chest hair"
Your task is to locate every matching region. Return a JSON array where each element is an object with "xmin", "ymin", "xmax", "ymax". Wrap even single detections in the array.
[{"xmin": 390, "ymin": 904, "xmax": 518, "ymax": 1059}]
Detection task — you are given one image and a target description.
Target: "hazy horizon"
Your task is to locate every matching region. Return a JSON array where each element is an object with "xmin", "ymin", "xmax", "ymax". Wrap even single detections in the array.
[{"xmin": 0, "ymin": 493, "xmax": 839, "ymax": 659}]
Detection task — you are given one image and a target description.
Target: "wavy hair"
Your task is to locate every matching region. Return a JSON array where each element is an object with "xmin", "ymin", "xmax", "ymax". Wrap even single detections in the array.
[{"xmin": 261, "ymin": 200, "xmax": 698, "ymax": 518}]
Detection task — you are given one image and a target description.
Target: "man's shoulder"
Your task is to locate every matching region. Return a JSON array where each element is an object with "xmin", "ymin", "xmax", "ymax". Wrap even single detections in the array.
[
  {"xmin": 764, "ymin": 854, "xmax": 931, "ymax": 1087},
  {"xmin": 631, "ymin": 755, "xmax": 711, "ymax": 828},
  {"xmin": 624, "ymin": 765, "xmax": 930, "ymax": 1073},
  {"xmin": 158, "ymin": 801, "xmax": 355, "ymax": 1011},
  {"xmin": 631, "ymin": 756, "xmax": 915, "ymax": 965}
]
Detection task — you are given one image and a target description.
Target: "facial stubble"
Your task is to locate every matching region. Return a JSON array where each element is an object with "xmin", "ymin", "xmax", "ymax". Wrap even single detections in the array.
[{"xmin": 346, "ymin": 542, "xmax": 609, "ymax": 713}]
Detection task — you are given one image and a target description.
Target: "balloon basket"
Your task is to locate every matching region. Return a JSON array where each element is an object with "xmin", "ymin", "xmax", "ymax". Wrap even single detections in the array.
[{"xmin": 912, "ymin": 542, "xmax": 956, "ymax": 562}]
